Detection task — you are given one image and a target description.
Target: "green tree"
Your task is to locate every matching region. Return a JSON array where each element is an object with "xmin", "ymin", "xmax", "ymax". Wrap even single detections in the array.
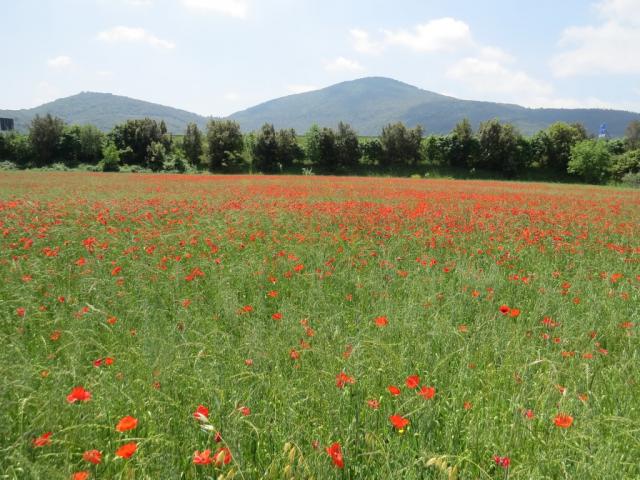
[
  {"xmin": 334, "ymin": 122, "xmax": 361, "ymax": 170},
  {"xmin": 251, "ymin": 123, "xmax": 279, "ymax": 172},
  {"xmin": 610, "ymin": 149, "xmax": 640, "ymax": 181},
  {"xmin": 146, "ymin": 141, "xmax": 167, "ymax": 172},
  {"xmin": 476, "ymin": 119, "xmax": 527, "ymax": 175},
  {"xmin": 626, "ymin": 120, "xmax": 640, "ymax": 151},
  {"xmin": 28, "ymin": 114, "xmax": 65, "ymax": 166},
  {"xmin": 100, "ymin": 141, "xmax": 121, "ymax": 172},
  {"xmin": 110, "ymin": 118, "xmax": 163, "ymax": 167},
  {"xmin": 449, "ymin": 119, "xmax": 479, "ymax": 168},
  {"xmin": 182, "ymin": 123, "xmax": 203, "ymax": 166},
  {"xmin": 305, "ymin": 125, "xmax": 336, "ymax": 171},
  {"xmin": 567, "ymin": 139, "xmax": 612, "ymax": 184},
  {"xmin": 379, "ymin": 122, "xmax": 424, "ymax": 168},
  {"xmin": 540, "ymin": 122, "xmax": 588, "ymax": 171},
  {"xmin": 423, "ymin": 135, "xmax": 453, "ymax": 166},
  {"xmin": 205, "ymin": 120, "xmax": 245, "ymax": 171},
  {"xmin": 276, "ymin": 128, "xmax": 304, "ymax": 170}
]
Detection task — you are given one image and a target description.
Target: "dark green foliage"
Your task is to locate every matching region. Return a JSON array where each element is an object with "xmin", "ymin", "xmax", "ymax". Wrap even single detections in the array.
[
  {"xmin": 182, "ymin": 123, "xmax": 203, "ymax": 166},
  {"xmin": 251, "ymin": 124, "xmax": 279, "ymax": 172},
  {"xmin": 378, "ymin": 122, "xmax": 423, "ymax": 168},
  {"xmin": 625, "ymin": 120, "xmax": 640, "ymax": 150},
  {"xmin": 305, "ymin": 124, "xmax": 336, "ymax": 171},
  {"xmin": 449, "ymin": 119, "xmax": 479, "ymax": 168},
  {"xmin": 334, "ymin": 122, "xmax": 361, "ymax": 170},
  {"xmin": 568, "ymin": 139, "xmax": 612, "ymax": 184},
  {"xmin": 610, "ymin": 149, "xmax": 640, "ymax": 181},
  {"xmin": 110, "ymin": 118, "xmax": 167, "ymax": 167},
  {"xmin": 100, "ymin": 141, "xmax": 121, "ymax": 172},
  {"xmin": 536, "ymin": 122, "xmax": 588, "ymax": 171},
  {"xmin": 28, "ymin": 114, "xmax": 64, "ymax": 166},
  {"xmin": 205, "ymin": 120, "xmax": 245, "ymax": 171},
  {"xmin": 58, "ymin": 125, "xmax": 104, "ymax": 166},
  {"xmin": 476, "ymin": 119, "xmax": 528, "ymax": 176},
  {"xmin": 276, "ymin": 128, "xmax": 304, "ymax": 169},
  {"xmin": 361, "ymin": 138, "xmax": 383, "ymax": 164},
  {"xmin": 146, "ymin": 141, "xmax": 167, "ymax": 172}
]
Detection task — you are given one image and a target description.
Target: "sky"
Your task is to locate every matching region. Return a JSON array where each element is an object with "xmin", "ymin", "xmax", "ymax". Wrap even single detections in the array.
[{"xmin": 2, "ymin": 0, "xmax": 640, "ymax": 116}]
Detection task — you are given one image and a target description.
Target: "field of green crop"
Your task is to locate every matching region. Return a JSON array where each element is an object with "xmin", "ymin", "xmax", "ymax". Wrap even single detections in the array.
[{"xmin": 1, "ymin": 172, "xmax": 639, "ymax": 479}]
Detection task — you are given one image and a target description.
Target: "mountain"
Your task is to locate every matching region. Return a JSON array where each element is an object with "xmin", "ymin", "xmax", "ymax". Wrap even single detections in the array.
[
  {"xmin": 2, "ymin": 78, "xmax": 639, "ymax": 136},
  {"xmin": 228, "ymin": 77, "xmax": 640, "ymax": 137},
  {"xmin": 0, "ymin": 92, "xmax": 209, "ymax": 133}
]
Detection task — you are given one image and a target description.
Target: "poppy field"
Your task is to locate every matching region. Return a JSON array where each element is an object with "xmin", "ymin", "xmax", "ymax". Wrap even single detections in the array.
[{"xmin": 1, "ymin": 171, "xmax": 639, "ymax": 480}]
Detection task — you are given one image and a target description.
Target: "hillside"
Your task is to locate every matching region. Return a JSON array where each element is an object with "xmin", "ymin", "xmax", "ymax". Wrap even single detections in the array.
[
  {"xmin": 2, "ymin": 78, "xmax": 639, "ymax": 136},
  {"xmin": 0, "ymin": 92, "xmax": 209, "ymax": 133},
  {"xmin": 228, "ymin": 77, "xmax": 640, "ymax": 136}
]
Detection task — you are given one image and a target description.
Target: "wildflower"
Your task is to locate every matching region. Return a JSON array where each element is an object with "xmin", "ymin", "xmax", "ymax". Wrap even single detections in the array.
[
  {"xmin": 115, "ymin": 442, "xmax": 137, "ymax": 459},
  {"xmin": 193, "ymin": 405, "xmax": 209, "ymax": 421},
  {"xmin": 239, "ymin": 406, "xmax": 251, "ymax": 416},
  {"xmin": 336, "ymin": 372, "xmax": 355, "ymax": 389},
  {"xmin": 417, "ymin": 386, "xmax": 436, "ymax": 400},
  {"xmin": 387, "ymin": 385, "xmax": 401, "ymax": 396},
  {"xmin": 16, "ymin": 307, "xmax": 26, "ymax": 317},
  {"xmin": 66, "ymin": 386, "xmax": 91, "ymax": 403},
  {"xmin": 553, "ymin": 414, "xmax": 574, "ymax": 428},
  {"xmin": 193, "ymin": 449, "xmax": 212, "ymax": 465},
  {"xmin": 83, "ymin": 449, "xmax": 102, "ymax": 465},
  {"xmin": 524, "ymin": 409, "xmax": 534, "ymax": 419},
  {"xmin": 389, "ymin": 414, "xmax": 409, "ymax": 432},
  {"xmin": 115, "ymin": 416, "xmax": 138, "ymax": 432},
  {"xmin": 326, "ymin": 442, "xmax": 344, "ymax": 469},
  {"xmin": 405, "ymin": 375, "xmax": 420, "ymax": 389},
  {"xmin": 499, "ymin": 305, "xmax": 510, "ymax": 315},
  {"xmin": 33, "ymin": 432, "xmax": 52, "ymax": 447},
  {"xmin": 72, "ymin": 472, "xmax": 90, "ymax": 480},
  {"xmin": 367, "ymin": 399, "xmax": 380, "ymax": 409},
  {"xmin": 214, "ymin": 447, "xmax": 232, "ymax": 466},
  {"xmin": 271, "ymin": 312, "xmax": 283, "ymax": 321},
  {"xmin": 374, "ymin": 316, "xmax": 388, "ymax": 327},
  {"xmin": 493, "ymin": 455, "xmax": 511, "ymax": 469}
]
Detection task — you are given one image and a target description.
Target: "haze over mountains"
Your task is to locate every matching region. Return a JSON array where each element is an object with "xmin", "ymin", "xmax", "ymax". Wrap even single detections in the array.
[{"xmin": 2, "ymin": 77, "xmax": 639, "ymax": 136}]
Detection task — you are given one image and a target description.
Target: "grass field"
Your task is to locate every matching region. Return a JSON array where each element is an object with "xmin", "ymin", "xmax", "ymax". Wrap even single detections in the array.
[{"xmin": 1, "ymin": 172, "xmax": 639, "ymax": 479}]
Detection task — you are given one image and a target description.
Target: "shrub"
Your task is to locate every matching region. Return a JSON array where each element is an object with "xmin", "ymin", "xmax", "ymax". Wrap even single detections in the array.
[{"xmin": 567, "ymin": 139, "xmax": 612, "ymax": 184}]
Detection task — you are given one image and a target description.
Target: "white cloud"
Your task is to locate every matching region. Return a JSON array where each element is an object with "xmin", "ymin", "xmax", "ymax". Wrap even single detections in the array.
[
  {"xmin": 350, "ymin": 28, "xmax": 383, "ymax": 54},
  {"xmin": 287, "ymin": 84, "xmax": 318, "ymax": 94},
  {"xmin": 383, "ymin": 17, "xmax": 472, "ymax": 52},
  {"xmin": 551, "ymin": 0, "xmax": 640, "ymax": 76},
  {"xmin": 98, "ymin": 26, "xmax": 175, "ymax": 49},
  {"xmin": 596, "ymin": 0, "xmax": 640, "ymax": 24},
  {"xmin": 47, "ymin": 55, "xmax": 72, "ymax": 68},
  {"xmin": 325, "ymin": 56, "xmax": 364, "ymax": 73},
  {"xmin": 447, "ymin": 57, "xmax": 553, "ymax": 100},
  {"xmin": 182, "ymin": 0, "xmax": 248, "ymax": 18}
]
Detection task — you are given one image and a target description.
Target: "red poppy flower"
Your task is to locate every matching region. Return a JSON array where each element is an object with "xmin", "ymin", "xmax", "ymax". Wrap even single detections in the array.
[
  {"xmin": 374, "ymin": 316, "xmax": 388, "ymax": 327},
  {"xmin": 499, "ymin": 305, "xmax": 510, "ymax": 314},
  {"xmin": 214, "ymin": 447, "xmax": 232, "ymax": 466},
  {"xmin": 111, "ymin": 266, "xmax": 122, "ymax": 276},
  {"xmin": 239, "ymin": 406, "xmax": 251, "ymax": 416},
  {"xmin": 524, "ymin": 409, "xmax": 534, "ymax": 419},
  {"xmin": 116, "ymin": 416, "xmax": 138, "ymax": 432},
  {"xmin": 66, "ymin": 386, "xmax": 91, "ymax": 403},
  {"xmin": 389, "ymin": 414, "xmax": 410, "ymax": 431},
  {"xmin": 509, "ymin": 308, "xmax": 521, "ymax": 318},
  {"xmin": 554, "ymin": 414, "xmax": 574, "ymax": 428},
  {"xmin": 367, "ymin": 399, "xmax": 380, "ymax": 409},
  {"xmin": 271, "ymin": 312, "xmax": 283, "ymax": 321},
  {"xmin": 417, "ymin": 386, "xmax": 436, "ymax": 400},
  {"xmin": 72, "ymin": 471, "xmax": 90, "ymax": 480},
  {"xmin": 405, "ymin": 375, "xmax": 420, "ymax": 389},
  {"xmin": 33, "ymin": 432, "xmax": 52, "ymax": 447},
  {"xmin": 16, "ymin": 307, "xmax": 26, "ymax": 317},
  {"xmin": 387, "ymin": 385, "xmax": 401, "ymax": 396},
  {"xmin": 193, "ymin": 404, "xmax": 209, "ymax": 421},
  {"xmin": 326, "ymin": 442, "xmax": 344, "ymax": 469},
  {"xmin": 336, "ymin": 371, "xmax": 355, "ymax": 388},
  {"xmin": 83, "ymin": 449, "xmax": 102, "ymax": 465},
  {"xmin": 193, "ymin": 449, "xmax": 212, "ymax": 465},
  {"xmin": 493, "ymin": 455, "xmax": 511, "ymax": 469},
  {"xmin": 115, "ymin": 442, "xmax": 137, "ymax": 459}
]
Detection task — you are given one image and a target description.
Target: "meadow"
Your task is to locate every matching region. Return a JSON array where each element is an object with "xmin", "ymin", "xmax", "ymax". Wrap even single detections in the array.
[{"xmin": 0, "ymin": 171, "xmax": 639, "ymax": 480}]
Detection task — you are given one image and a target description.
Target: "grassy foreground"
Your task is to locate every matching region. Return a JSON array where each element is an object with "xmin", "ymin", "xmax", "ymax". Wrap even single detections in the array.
[{"xmin": 0, "ymin": 172, "xmax": 639, "ymax": 479}]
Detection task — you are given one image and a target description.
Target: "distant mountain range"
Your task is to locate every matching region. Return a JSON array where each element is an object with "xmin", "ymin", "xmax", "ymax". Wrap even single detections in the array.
[{"xmin": 2, "ymin": 77, "xmax": 639, "ymax": 136}]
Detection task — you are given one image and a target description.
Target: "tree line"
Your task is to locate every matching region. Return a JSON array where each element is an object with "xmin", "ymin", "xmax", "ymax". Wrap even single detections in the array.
[{"xmin": 1, "ymin": 114, "xmax": 639, "ymax": 185}]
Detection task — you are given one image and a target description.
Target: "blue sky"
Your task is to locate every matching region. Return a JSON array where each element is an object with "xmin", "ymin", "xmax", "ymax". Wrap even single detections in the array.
[{"xmin": 2, "ymin": 0, "xmax": 640, "ymax": 116}]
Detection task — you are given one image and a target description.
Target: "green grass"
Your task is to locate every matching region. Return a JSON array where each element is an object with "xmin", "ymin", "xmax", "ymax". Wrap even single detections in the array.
[{"xmin": 1, "ymin": 172, "xmax": 639, "ymax": 479}]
